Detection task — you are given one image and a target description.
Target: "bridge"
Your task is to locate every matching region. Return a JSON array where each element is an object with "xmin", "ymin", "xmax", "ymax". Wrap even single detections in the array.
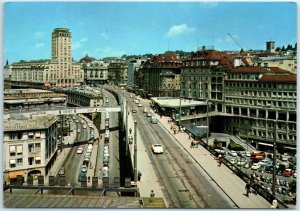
[{"xmin": 4, "ymin": 106, "xmax": 122, "ymax": 119}]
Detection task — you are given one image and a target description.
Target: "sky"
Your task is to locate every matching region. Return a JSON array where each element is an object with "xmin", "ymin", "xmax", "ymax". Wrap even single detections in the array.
[{"xmin": 4, "ymin": 1, "xmax": 297, "ymax": 63}]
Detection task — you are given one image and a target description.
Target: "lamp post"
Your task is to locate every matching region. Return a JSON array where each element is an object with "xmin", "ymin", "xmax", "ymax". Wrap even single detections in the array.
[
  {"xmin": 134, "ymin": 121, "xmax": 138, "ymax": 183},
  {"xmin": 272, "ymin": 120, "xmax": 277, "ymax": 196},
  {"xmin": 206, "ymin": 100, "xmax": 212, "ymax": 146},
  {"xmin": 179, "ymin": 82, "xmax": 182, "ymax": 127},
  {"xmin": 193, "ymin": 123, "xmax": 196, "ymax": 138}
]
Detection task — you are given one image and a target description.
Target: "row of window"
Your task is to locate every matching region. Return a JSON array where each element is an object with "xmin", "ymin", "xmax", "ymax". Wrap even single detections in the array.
[
  {"xmin": 9, "ymin": 156, "xmax": 41, "ymax": 168},
  {"xmin": 9, "ymin": 143, "xmax": 41, "ymax": 157},
  {"xmin": 226, "ymin": 81, "xmax": 295, "ymax": 90},
  {"xmin": 227, "ymin": 90, "xmax": 296, "ymax": 98}
]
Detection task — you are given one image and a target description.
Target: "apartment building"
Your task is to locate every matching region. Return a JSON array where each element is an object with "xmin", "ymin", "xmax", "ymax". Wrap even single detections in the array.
[
  {"xmin": 81, "ymin": 58, "xmax": 109, "ymax": 85},
  {"xmin": 140, "ymin": 52, "xmax": 182, "ymax": 98},
  {"xmin": 107, "ymin": 58, "xmax": 128, "ymax": 86},
  {"xmin": 4, "ymin": 115, "xmax": 58, "ymax": 182},
  {"xmin": 10, "ymin": 28, "xmax": 84, "ymax": 88},
  {"xmin": 179, "ymin": 49, "xmax": 296, "ymax": 151}
]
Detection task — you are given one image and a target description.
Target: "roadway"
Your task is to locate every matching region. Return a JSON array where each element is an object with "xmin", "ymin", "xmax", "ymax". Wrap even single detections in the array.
[{"xmin": 119, "ymin": 88, "xmax": 235, "ymax": 208}]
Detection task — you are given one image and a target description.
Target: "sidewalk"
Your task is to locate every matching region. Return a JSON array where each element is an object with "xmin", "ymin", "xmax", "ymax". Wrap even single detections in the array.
[
  {"xmin": 126, "ymin": 110, "xmax": 164, "ymax": 200},
  {"xmin": 151, "ymin": 112, "xmax": 272, "ymax": 208}
]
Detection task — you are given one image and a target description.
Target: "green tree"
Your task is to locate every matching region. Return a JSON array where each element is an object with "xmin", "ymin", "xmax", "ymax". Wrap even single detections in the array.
[{"xmin": 281, "ymin": 45, "xmax": 286, "ymax": 51}]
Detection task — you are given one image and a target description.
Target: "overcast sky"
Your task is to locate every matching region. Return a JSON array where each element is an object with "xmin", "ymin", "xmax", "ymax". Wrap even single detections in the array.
[{"xmin": 4, "ymin": 1, "xmax": 297, "ymax": 63}]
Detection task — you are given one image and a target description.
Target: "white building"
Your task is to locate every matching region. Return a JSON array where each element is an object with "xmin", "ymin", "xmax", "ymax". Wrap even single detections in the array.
[{"xmin": 3, "ymin": 115, "xmax": 58, "ymax": 182}]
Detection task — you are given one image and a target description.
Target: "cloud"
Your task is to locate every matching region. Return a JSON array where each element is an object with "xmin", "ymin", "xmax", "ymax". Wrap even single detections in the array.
[
  {"xmin": 100, "ymin": 32, "xmax": 109, "ymax": 39},
  {"xmin": 73, "ymin": 37, "xmax": 88, "ymax": 50},
  {"xmin": 35, "ymin": 42, "xmax": 45, "ymax": 48},
  {"xmin": 35, "ymin": 31, "xmax": 44, "ymax": 38},
  {"xmin": 166, "ymin": 24, "xmax": 195, "ymax": 37}
]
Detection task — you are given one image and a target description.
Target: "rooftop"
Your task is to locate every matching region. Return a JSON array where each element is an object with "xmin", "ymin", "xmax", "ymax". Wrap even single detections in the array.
[
  {"xmin": 151, "ymin": 97, "xmax": 206, "ymax": 108},
  {"xmin": 4, "ymin": 115, "xmax": 58, "ymax": 132}
]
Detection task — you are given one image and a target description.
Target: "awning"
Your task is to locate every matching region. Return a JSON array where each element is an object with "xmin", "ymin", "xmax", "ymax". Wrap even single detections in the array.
[
  {"xmin": 17, "ymin": 146, "xmax": 23, "ymax": 153},
  {"xmin": 9, "ymin": 146, "xmax": 16, "ymax": 153},
  {"xmin": 35, "ymin": 134, "xmax": 41, "ymax": 138},
  {"xmin": 8, "ymin": 171, "xmax": 25, "ymax": 179},
  {"xmin": 9, "ymin": 160, "xmax": 16, "ymax": 164},
  {"xmin": 284, "ymin": 146, "xmax": 296, "ymax": 150},
  {"xmin": 258, "ymin": 142, "xmax": 274, "ymax": 147},
  {"xmin": 28, "ymin": 132, "xmax": 34, "ymax": 136},
  {"xmin": 35, "ymin": 156, "xmax": 41, "ymax": 161}
]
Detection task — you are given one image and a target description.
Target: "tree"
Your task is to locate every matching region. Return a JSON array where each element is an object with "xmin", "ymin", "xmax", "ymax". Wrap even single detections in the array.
[
  {"xmin": 294, "ymin": 43, "xmax": 297, "ymax": 51},
  {"xmin": 289, "ymin": 179, "xmax": 296, "ymax": 193},
  {"xmin": 275, "ymin": 47, "xmax": 281, "ymax": 52},
  {"xmin": 281, "ymin": 45, "xmax": 286, "ymax": 51}
]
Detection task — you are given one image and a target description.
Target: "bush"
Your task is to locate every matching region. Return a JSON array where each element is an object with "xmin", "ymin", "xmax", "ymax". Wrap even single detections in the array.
[
  {"xmin": 228, "ymin": 139, "xmax": 245, "ymax": 151},
  {"xmin": 213, "ymin": 139, "xmax": 222, "ymax": 149}
]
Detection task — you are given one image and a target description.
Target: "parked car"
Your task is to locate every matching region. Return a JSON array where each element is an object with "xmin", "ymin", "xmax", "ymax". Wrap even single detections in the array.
[
  {"xmin": 132, "ymin": 109, "xmax": 137, "ymax": 113},
  {"xmin": 146, "ymin": 112, "xmax": 152, "ymax": 117},
  {"xmin": 237, "ymin": 151, "xmax": 246, "ymax": 158},
  {"xmin": 250, "ymin": 151, "xmax": 266, "ymax": 161},
  {"xmin": 245, "ymin": 151, "xmax": 251, "ymax": 157},
  {"xmin": 143, "ymin": 107, "xmax": 148, "ymax": 113},
  {"xmin": 282, "ymin": 169, "xmax": 293, "ymax": 177},
  {"xmin": 228, "ymin": 150, "xmax": 237, "ymax": 157},
  {"xmin": 78, "ymin": 171, "xmax": 87, "ymax": 182},
  {"xmin": 251, "ymin": 163, "xmax": 261, "ymax": 170},
  {"xmin": 237, "ymin": 159, "xmax": 246, "ymax": 166},
  {"xmin": 243, "ymin": 162, "xmax": 251, "ymax": 169},
  {"xmin": 230, "ymin": 158, "xmax": 237, "ymax": 164},
  {"xmin": 152, "ymin": 142, "xmax": 164, "ymax": 154},
  {"xmin": 138, "ymin": 103, "xmax": 142, "ymax": 107},
  {"xmin": 214, "ymin": 148, "xmax": 226, "ymax": 155}
]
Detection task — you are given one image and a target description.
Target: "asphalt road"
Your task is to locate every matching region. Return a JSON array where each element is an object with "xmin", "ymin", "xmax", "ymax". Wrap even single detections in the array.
[{"xmin": 120, "ymin": 88, "xmax": 235, "ymax": 208}]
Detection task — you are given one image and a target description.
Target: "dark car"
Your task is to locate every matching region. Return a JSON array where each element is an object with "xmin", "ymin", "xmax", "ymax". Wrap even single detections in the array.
[{"xmin": 78, "ymin": 171, "xmax": 87, "ymax": 182}]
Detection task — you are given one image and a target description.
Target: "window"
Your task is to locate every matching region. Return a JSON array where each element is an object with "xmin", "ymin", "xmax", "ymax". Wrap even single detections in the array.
[
  {"xmin": 28, "ymin": 144, "xmax": 34, "ymax": 152},
  {"xmin": 16, "ymin": 145, "xmax": 23, "ymax": 155},
  {"xmin": 35, "ymin": 157, "xmax": 41, "ymax": 165},
  {"xmin": 16, "ymin": 158, "xmax": 23, "ymax": 166},
  {"xmin": 35, "ymin": 143, "xmax": 41, "ymax": 152},
  {"xmin": 9, "ymin": 146, "xmax": 16, "ymax": 156},
  {"xmin": 9, "ymin": 160, "xmax": 16, "ymax": 168},
  {"xmin": 28, "ymin": 157, "xmax": 34, "ymax": 165}
]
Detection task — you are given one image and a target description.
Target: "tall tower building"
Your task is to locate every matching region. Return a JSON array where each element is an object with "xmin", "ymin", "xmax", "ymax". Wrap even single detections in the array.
[
  {"xmin": 266, "ymin": 41, "xmax": 275, "ymax": 53},
  {"xmin": 50, "ymin": 28, "xmax": 83, "ymax": 86},
  {"xmin": 51, "ymin": 28, "xmax": 72, "ymax": 63}
]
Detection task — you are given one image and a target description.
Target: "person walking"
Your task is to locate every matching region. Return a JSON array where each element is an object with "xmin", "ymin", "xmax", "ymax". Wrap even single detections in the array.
[
  {"xmin": 218, "ymin": 155, "xmax": 224, "ymax": 167},
  {"xmin": 138, "ymin": 171, "xmax": 142, "ymax": 181},
  {"xmin": 245, "ymin": 182, "xmax": 251, "ymax": 197}
]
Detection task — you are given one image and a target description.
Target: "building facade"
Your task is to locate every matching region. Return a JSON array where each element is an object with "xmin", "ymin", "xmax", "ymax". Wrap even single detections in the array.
[
  {"xmin": 10, "ymin": 28, "xmax": 84, "ymax": 88},
  {"xmin": 178, "ymin": 49, "xmax": 296, "ymax": 151},
  {"xmin": 4, "ymin": 115, "xmax": 58, "ymax": 182},
  {"xmin": 107, "ymin": 58, "xmax": 128, "ymax": 86},
  {"xmin": 4, "ymin": 89, "xmax": 67, "ymax": 112},
  {"xmin": 81, "ymin": 59, "xmax": 109, "ymax": 85},
  {"xmin": 140, "ymin": 52, "xmax": 182, "ymax": 98}
]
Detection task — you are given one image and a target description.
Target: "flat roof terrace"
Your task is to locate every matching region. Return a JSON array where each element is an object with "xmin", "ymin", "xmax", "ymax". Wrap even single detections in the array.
[
  {"xmin": 4, "ymin": 115, "xmax": 58, "ymax": 132},
  {"xmin": 151, "ymin": 97, "xmax": 207, "ymax": 108}
]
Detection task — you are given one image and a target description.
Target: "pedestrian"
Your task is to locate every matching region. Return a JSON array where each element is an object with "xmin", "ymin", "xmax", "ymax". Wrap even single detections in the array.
[
  {"xmin": 271, "ymin": 198, "xmax": 278, "ymax": 208},
  {"xmin": 245, "ymin": 182, "xmax": 251, "ymax": 197},
  {"xmin": 218, "ymin": 155, "xmax": 224, "ymax": 167},
  {"xmin": 129, "ymin": 128, "xmax": 132, "ymax": 134},
  {"xmin": 188, "ymin": 132, "xmax": 191, "ymax": 139},
  {"xmin": 138, "ymin": 171, "xmax": 142, "ymax": 181},
  {"xmin": 150, "ymin": 190, "xmax": 155, "ymax": 202}
]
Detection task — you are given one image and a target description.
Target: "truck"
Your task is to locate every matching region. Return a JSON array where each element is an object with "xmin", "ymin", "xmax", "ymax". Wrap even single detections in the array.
[{"xmin": 250, "ymin": 151, "xmax": 266, "ymax": 162}]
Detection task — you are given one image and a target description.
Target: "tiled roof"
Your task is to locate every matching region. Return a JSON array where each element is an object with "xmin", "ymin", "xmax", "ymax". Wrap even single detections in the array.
[
  {"xmin": 267, "ymin": 67, "xmax": 291, "ymax": 74},
  {"xmin": 185, "ymin": 50, "xmax": 223, "ymax": 61},
  {"xmin": 80, "ymin": 54, "xmax": 95, "ymax": 63},
  {"xmin": 258, "ymin": 74, "xmax": 296, "ymax": 83},
  {"xmin": 229, "ymin": 66, "xmax": 269, "ymax": 73}
]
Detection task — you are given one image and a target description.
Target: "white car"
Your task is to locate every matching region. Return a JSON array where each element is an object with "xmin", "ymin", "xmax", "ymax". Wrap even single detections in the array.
[
  {"xmin": 251, "ymin": 163, "xmax": 261, "ymax": 170},
  {"xmin": 77, "ymin": 147, "xmax": 83, "ymax": 154},
  {"xmin": 245, "ymin": 151, "xmax": 251, "ymax": 157},
  {"xmin": 130, "ymin": 94, "xmax": 133, "ymax": 98},
  {"xmin": 230, "ymin": 158, "xmax": 237, "ymax": 164},
  {"xmin": 81, "ymin": 165, "xmax": 88, "ymax": 173},
  {"xmin": 228, "ymin": 150, "xmax": 237, "ymax": 157},
  {"xmin": 138, "ymin": 103, "xmax": 142, "ymax": 107},
  {"xmin": 152, "ymin": 142, "xmax": 164, "ymax": 154}
]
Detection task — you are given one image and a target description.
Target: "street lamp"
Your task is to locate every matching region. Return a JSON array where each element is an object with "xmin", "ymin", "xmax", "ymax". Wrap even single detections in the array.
[
  {"xmin": 206, "ymin": 100, "xmax": 212, "ymax": 146},
  {"xmin": 193, "ymin": 123, "xmax": 196, "ymax": 138}
]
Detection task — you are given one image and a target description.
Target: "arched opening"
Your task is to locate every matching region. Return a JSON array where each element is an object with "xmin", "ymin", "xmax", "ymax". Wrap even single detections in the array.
[{"xmin": 27, "ymin": 170, "xmax": 42, "ymax": 179}]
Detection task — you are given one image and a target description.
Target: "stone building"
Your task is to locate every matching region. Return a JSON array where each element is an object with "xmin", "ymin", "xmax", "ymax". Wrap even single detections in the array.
[
  {"xmin": 10, "ymin": 28, "xmax": 84, "ymax": 88},
  {"xmin": 140, "ymin": 52, "xmax": 182, "ymax": 98},
  {"xmin": 3, "ymin": 115, "xmax": 58, "ymax": 182}
]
